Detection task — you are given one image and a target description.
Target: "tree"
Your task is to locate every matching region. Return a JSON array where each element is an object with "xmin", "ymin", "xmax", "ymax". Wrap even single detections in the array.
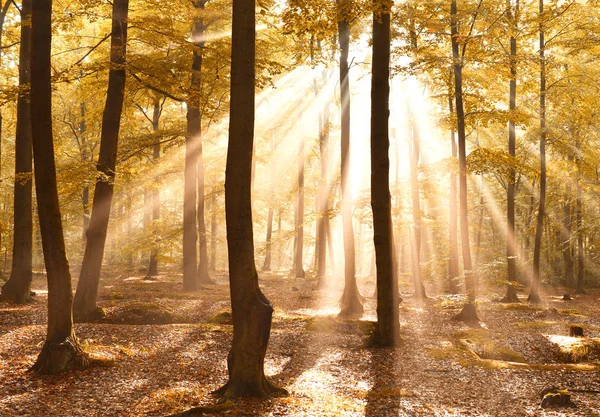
[
  {"xmin": 338, "ymin": 0, "xmax": 363, "ymax": 318},
  {"xmin": 451, "ymin": 0, "xmax": 478, "ymax": 321},
  {"xmin": 1, "ymin": 0, "xmax": 33, "ymax": 304},
  {"xmin": 214, "ymin": 0, "xmax": 286, "ymax": 398},
  {"xmin": 191, "ymin": 0, "xmax": 213, "ymax": 286},
  {"xmin": 447, "ymin": 88, "xmax": 460, "ymax": 294},
  {"xmin": 30, "ymin": 0, "xmax": 87, "ymax": 374},
  {"xmin": 502, "ymin": 0, "xmax": 520, "ymax": 303},
  {"xmin": 145, "ymin": 97, "xmax": 163, "ymax": 279},
  {"xmin": 73, "ymin": 0, "xmax": 130, "ymax": 321},
  {"xmin": 370, "ymin": 0, "xmax": 399, "ymax": 347},
  {"xmin": 528, "ymin": 0, "xmax": 545, "ymax": 303}
]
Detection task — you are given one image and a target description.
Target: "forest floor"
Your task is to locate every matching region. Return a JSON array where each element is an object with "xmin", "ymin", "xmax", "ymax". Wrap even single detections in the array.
[{"xmin": 1, "ymin": 268, "xmax": 600, "ymax": 416}]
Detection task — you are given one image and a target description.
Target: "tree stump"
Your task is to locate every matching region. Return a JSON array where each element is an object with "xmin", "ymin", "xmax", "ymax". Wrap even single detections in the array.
[{"xmin": 569, "ymin": 326, "xmax": 584, "ymax": 337}]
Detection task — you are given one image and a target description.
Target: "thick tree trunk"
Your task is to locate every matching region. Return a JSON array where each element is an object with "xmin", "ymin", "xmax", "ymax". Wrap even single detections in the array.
[
  {"xmin": 448, "ymin": 92, "xmax": 459, "ymax": 294},
  {"xmin": 338, "ymin": 1, "xmax": 363, "ymax": 318},
  {"xmin": 73, "ymin": 0, "xmax": 129, "ymax": 321},
  {"xmin": 214, "ymin": 0, "xmax": 285, "ymax": 399},
  {"xmin": 30, "ymin": 0, "xmax": 86, "ymax": 374},
  {"xmin": 1, "ymin": 0, "xmax": 33, "ymax": 304},
  {"xmin": 451, "ymin": 0, "xmax": 478, "ymax": 321},
  {"xmin": 146, "ymin": 99, "xmax": 161, "ymax": 279},
  {"xmin": 529, "ymin": 0, "xmax": 545, "ymax": 303},
  {"xmin": 370, "ymin": 0, "xmax": 399, "ymax": 346},
  {"xmin": 503, "ymin": 0, "xmax": 519, "ymax": 303}
]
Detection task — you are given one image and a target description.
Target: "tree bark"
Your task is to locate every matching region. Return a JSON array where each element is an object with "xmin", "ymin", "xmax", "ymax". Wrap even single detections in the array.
[
  {"xmin": 448, "ymin": 91, "xmax": 459, "ymax": 294},
  {"xmin": 146, "ymin": 99, "xmax": 161, "ymax": 279},
  {"xmin": 1, "ymin": 0, "xmax": 33, "ymax": 304},
  {"xmin": 370, "ymin": 0, "xmax": 399, "ymax": 346},
  {"xmin": 503, "ymin": 0, "xmax": 520, "ymax": 303},
  {"xmin": 338, "ymin": 0, "xmax": 363, "ymax": 318},
  {"xmin": 408, "ymin": 108, "xmax": 426, "ymax": 299},
  {"xmin": 562, "ymin": 189, "xmax": 573, "ymax": 287},
  {"xmin": 73, "ymin": 0, "xmax": 129, "ymax": 321},
  {"xmin": 190, "ymin": 1, "xmax": 212, "ymax": 286},
  {"xmin": 30, "ymin": 0, "xmax": 86, "ymax": 374},
  {"xmin": 529, "ymin": 0, "xmax": 545, "ymax": 303},
  {"xmin": 293, "ymin": 123, "xmax": 305, "ymax": 278},
  {"xmin": 214, "ymin": 0, "xmax": 285, "ymax": 398},
  {"xmin": 81, "ymin": 101, "xmax": 90, "ymax": 240},
  {"xmin": 451, "ymin": 0, "xmax": 478, "ymax": 321},
  {"xmin": 209, "ymin": 190, "xmax": 217, "ymax": 271},
  {"xmin": 575, "ymin": 178, "xmax": 585, "ymax": 294}
]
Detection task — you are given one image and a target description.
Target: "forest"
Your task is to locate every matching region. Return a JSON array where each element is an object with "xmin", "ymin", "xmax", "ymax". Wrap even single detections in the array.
[{"xmin": 1, "ymin": 0, "xmax": 600, "ymax": 415}]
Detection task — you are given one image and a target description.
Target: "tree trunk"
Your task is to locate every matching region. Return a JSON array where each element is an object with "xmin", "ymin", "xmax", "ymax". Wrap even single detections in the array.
[
  {"xmin": 502, "ymin": 0, "xmax": 520, "ymax": 303},
  {"xmin": 293, "ymin": 133, "xmax": 305, "ymax": 278},
  {"xmin": 81, "ymin": 101, "xmax": 90, "ymax": 240},
  {"xmin": 451, "ymin": 0, "xmax": 478, "ymax": 321},
  {"xmin": 146, "ymin": 99, "xmax": 161, "ymax": 279},
  {"xmin": 30, "ymin": 0, "xmax": 86, "ymax": 374},
  {"xmin": 338, "ymin": 0, "xmax": 363, "ymax": 318},
  {"xmin": 448, "ymin": 91, "xmax": 459, "ymax": 294},
  {"xmin": 370, "ymin": 0, "xmax": 399, "ymax": 346},
  {"xmin": 316, "ymin": 71, "xmax": 331, "ymax": 289},
  {"xmin": 190, "ymin": 1, "xmax": 212, "ymax": 286},
  {"xmin": 1, "ymin": 0, "xmax": 33, "ymax": 304},
  {"xmin": 408, "ymin": 108, "xmax": 426, "ymax": 299},
  {"xmin": 529, "ymin": 0, "xmax": 545, "ymax": 303},
  {"xmin": 73, "ymin": 0, "xmax": 129, "ymax": 321},
  {"xmin": 575, "ymin": 179, "xmax": 585, "ymax": 294},
  {"xmin": 562, "ymin": 190, "xmax": 573, "ymax": 287},
  {"xmin": 210, "ymin": 190, "xmax": 217, "ymax": 271},
  {"xmin": 214, "ymin": 0, "xmax": 285, "ymax": 399}
]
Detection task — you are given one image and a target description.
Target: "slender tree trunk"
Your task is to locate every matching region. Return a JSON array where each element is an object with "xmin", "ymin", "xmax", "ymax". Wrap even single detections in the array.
[
  {"xmin": 146, "ymin": 99, "xmax": 161, "ymax": 279},
  {"xmin": 183, "ymin": 3, "xmax": 204, "ymax": 291},
  {"xmin": 451, "ymin": 0, "xmax": 478, "ymax": 321},
  {"xmin": 293, "ymin": 127, "xmax": 305, "ymax": 278},
  {"xmin": 338, "ymin": 0, "xmax": 363, "ymax": 317},
  {"xmin": 81, "ymin": 102, "xmax": 90, "ymax": 240},
  {"xmin": 448, "ymin": 91, "xmax": 459, "ymax": 294},
  {"xmin": 529, "ymin": 0, "xmax": 545, "ymax": 303},
  {"xmin": 30, "ymin": 0, "xmax": 87, "ymax": 374},
  {"xmin": 1, "ymin": 0, "xmax": 33, "ymax": 304},
  {"xmin": 73, "ymin": 0, "xmax": 129, "ymax": 321},
  {"xmin": 214, "ymin": 0, "xmax": 285, "ymax": 399},
  {"xmin": 370, "ymin": 0, "xmax": 399, "ymax": 346},
  {"xmin": 192, "ymin": 4, "xmax": 212, "ymax": 286},
  {"xmin": 316, "ymin": 71, "xmax": 331, "ymax": 288},
  {"xmin": 210, "ymin": 190, "xmax": 217, "ymax": 271},
  {"xmin": 262, "ymin": 134, "xmax": 275, "ymax": 272},
  {"xmin": 0, "ymin": 0, "xmax": 13, "ymax": 279},
  {"xmin": 408, "ymin": 108, "xmax": 426, "ymax": 299},
  {"xmin": 503, "ymin": 0, "xmax": 520, "ymax": 303},
  {"xmin": 562, "ymin": 188, "xmax": 573, "ymax": 287},
  {"xmin": 575, "ymin": 177, "xmax": 585, "ymax": 294}
]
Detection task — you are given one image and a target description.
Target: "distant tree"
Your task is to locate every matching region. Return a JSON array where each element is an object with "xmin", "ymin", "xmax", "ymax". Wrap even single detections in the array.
[
  {"xmin": 370, "ymin": 0, "xmax": 399, "ymax": 347},
  {"xmin": 214, "ymin": 0, "xmax": 286, "ymax": 397},
  {"xmin": 338, "ymin": 0, "xmax": 363, "ymax": 318},
  {"xmin": 1, "ymin": 0, "xmax": 33, "ymax": 304},
  {"xmin": 74, "ymin": 0, "xmax": 129, "ymax": 321},
  {"xmin": 145, "ymin": 97, "xmax": 163, "ymax": 279},
  {"xmin": 30, "ymin": 0, "xmax": 87, "ymax": 373}
]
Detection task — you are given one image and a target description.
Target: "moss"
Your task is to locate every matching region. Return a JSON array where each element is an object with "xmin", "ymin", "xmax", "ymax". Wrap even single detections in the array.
[
  {"xmin": 496, "ymin": 303, "xmax": 545, "ymax": 312},
  {"xmin": 109, "ymin": 302, "xmax": 182, "ymax": 325},
  {"xmin": 369, "ymin": 387, "xmax": 416, "ymax": 398},
  {"xmin": 208, "ymin": 310, "xmax": 233, "ymax": 325},
  {"xmin": 513, "ymin": 321, "xmax": 558, "ymax": 329}
]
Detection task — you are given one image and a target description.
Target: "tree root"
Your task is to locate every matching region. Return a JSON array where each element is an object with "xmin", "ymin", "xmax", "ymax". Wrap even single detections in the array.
[
  {"xmin": 73, "ymin": 305, "xmax": 106, "ymax": 323},
  {"xmin": 30, "ymin": 337, "xmax": 112, "ymax": 375},
  {"xmin": 454, "ymin": 303, "xmax": 480, "ymax": 322}
]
